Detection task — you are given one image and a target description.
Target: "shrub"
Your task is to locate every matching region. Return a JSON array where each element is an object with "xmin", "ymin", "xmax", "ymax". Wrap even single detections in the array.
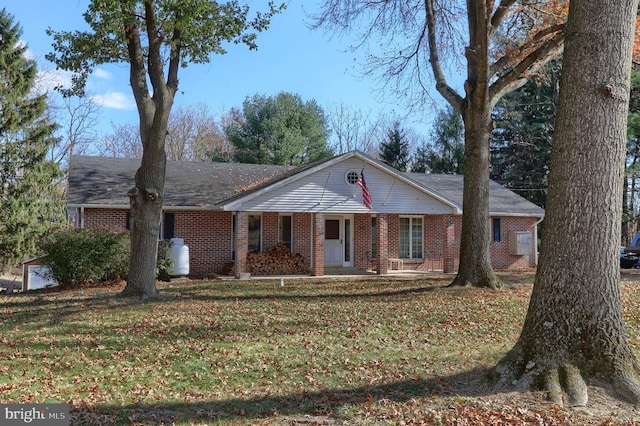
[{"xmin": 41, "ymin": 229, "xmax": 130, "ymax": 286}]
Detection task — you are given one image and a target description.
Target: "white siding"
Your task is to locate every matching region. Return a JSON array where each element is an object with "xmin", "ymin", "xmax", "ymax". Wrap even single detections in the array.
[{"xmin": 230, "ymin": 157, "xmax": 457, "ymax": 214}]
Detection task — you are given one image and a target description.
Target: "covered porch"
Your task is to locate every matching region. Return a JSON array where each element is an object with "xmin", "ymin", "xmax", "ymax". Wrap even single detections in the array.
[{"xmin": 231, "ymin": 211, "xmax": 458, "ymax": 278}]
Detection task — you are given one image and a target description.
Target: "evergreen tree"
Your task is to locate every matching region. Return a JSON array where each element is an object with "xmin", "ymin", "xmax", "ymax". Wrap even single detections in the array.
[
  {"xmin": 379, "ymin": 121, "xmax": 410, "ymax": 171},
  {"xmin": 226, "ymin": 92, "xmax": 333, "ymax": 165},
  {"xmin": 412, "ymin": 107, "xmax": 464, "ymax": 174},
  {"xmin": 490, "ymin": 62, "xmax": 559, "ymax": 208},
  {"xmin": 0, "ymin": 9, "xmax": 65, "ymax": 270}
]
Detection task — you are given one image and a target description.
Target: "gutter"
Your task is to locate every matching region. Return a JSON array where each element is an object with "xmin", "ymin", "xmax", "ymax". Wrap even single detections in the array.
[{"xmin": 67, "ymin": 203, "xmax": 224, "ymax": 211}]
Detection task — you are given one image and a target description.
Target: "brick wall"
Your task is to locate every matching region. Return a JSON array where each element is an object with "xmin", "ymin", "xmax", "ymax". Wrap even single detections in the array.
[
  {"xmin": 82, "ymin": 207, "xmax": 538, "ymax": 277},
  {"xmin": 489, "ymin": 216, "xmax": 538, "ymax": 270},
  {"xmin": 311, "ymin": 213, "xmax": 324, "ymax": 276},
  {"xmin": 376, "ymin": 213, "xmax": 389, "ymax": 275},
  {"xmin": 293, "ymin": 213, "xmax": 313, "ymax": 267},
  {"xmin": 353, "ymin": 214, "xmax": 371, "ymax": 271},
  {"xmin": 176, "ymin": 210, "xmax": 234, "ymax": 277},
  {"xmin": 83, "ymin": 209, "xmax": 129, "ymax": 233},
  {"xmin": 262, "ymin": 212, "xmax": 279, "ymax": 249},
  {"xmin": 234, "ymin": 211, "xmax": 248, "ymax": 277}
]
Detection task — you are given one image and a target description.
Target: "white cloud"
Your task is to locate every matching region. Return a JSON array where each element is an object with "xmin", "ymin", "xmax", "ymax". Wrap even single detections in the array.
[
  {"xmin": 93, "ymin": 68, "xmax": 112, "ymax": 80},
  {"xmin": 34, "ymin": 68, "xmax": 74, "ymax": 95},
  {"xmin": 91, "ymin": 92, "xmax": 136, "ymax": 110}
]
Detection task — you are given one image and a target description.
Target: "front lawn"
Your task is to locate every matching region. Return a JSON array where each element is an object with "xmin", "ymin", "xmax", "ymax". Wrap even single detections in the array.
[{"xmin": 1, "ymin": 272, "xmax": 639, "ymax": 425}]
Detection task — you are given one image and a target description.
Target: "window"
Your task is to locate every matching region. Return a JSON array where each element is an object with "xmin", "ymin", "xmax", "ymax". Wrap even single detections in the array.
[
  {"xmin": 248, "ymin": 214, "xmax": 262, "ymax": 253},
  {"xmin": 346, "ymin": 170, "xmax": 360, "ymax": 185},
  {"xmin": 344, "ymin": 218, "xmax": 351, "ymax": 262},
  {"xmin": 371, "ymin": 216, "xmax": 377, "ymax": 258},
  {"xmin": 399, "ymin": 216, "xmax": 423, "ymax": 259},
  {"xmin": 492, "ymin": 218, "xmax": 501, "ymax": 242},
  {"xmin": 325, "ymin": 219, "xmax": 340, "ymax": 240},
  {"xmin": 232, "ymin": 214, "xmax": 236, "ymax": 260},
  {"xmin": 279, "ymin": 215, "xmax": 292, "ymax": 251},
  {"xmin": 163, "ymin": 212, "xmax": 175, "ymax": 240}
]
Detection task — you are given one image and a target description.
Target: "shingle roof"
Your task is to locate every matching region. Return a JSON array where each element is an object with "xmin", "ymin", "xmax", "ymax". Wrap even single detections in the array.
[
  {"xmin": 405, "ymin": 172, "xmax": 544, "ymax": 216},
  {"xmin": 67, "ymin": 154, "xmax": 544, "ymax": 217},
  {"xmin": 67, "ymin": 156, "xmax": 294, "ymax": 208}
]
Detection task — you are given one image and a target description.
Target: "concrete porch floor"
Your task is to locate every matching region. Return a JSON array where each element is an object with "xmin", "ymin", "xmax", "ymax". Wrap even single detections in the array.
[{"xmin": 212, "ymin": 267, "xmax": 447, "ymax": 281}]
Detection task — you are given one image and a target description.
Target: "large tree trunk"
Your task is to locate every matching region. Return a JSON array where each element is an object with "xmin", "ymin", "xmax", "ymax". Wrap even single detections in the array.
[
  {"xmin": 121, "ymin": 144, "xmax": 166, "ymax": 301},
  {"xmin": 117, "ymin": 2, "xmax": 177, "ymax": 301},
  {"xmin": 448, "ymin": 1, "xmax": 499, "ymax": 290},
  {"xmin": 450, "ymin": 105, "xmax": 499, "ymax": 289},
  {"xmin": 495, "ymin": 0, "xmax": 640, "ymax": 405}
]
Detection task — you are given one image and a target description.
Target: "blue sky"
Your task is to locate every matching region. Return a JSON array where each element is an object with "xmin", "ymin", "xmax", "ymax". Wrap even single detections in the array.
[{"xmin": 8, "ymin": 1, "xmax": 444, "ymax": 140}]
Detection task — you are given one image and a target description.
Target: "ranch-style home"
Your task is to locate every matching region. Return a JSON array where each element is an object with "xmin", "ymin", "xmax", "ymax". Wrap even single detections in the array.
[{"xmin": 67, "ymin": 151, "xmax": 544, "ymax": 278}]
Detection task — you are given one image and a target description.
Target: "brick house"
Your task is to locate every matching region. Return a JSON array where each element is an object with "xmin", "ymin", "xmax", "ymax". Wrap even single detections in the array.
[{"xmin": 67, "ymin": 151, "xmax": 544, "ymax": 278}]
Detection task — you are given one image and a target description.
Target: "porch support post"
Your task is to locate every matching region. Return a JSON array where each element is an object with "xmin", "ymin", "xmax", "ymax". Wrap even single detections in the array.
[
  {"xmin": 234, "ymin": 211, "xmax": 248, "ymax": 278},
  {"xmin": 376, "ymin": 213, "xmax": 389, "ymax": 275},
  {"xmin": 311, "ymin": 213, "xmax": 325, "ymax": 276},
  {"xmin": 443, "ymin": 214, "xmax": 456, "ymax": 273}
]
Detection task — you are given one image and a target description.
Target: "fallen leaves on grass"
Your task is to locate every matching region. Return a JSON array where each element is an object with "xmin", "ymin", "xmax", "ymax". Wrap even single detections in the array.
[{"xmin": 1, "ymin": 273, "xmax": 639, "ymax": 425}]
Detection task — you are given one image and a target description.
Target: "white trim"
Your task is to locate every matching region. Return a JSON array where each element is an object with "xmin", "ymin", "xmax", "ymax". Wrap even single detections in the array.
[
  {"xmin": 345, "ymin": 169, "xmax": 360, "ymax": 186},
  {"xmin": 222, "ymin": 151, "xmax": 463, "ymax": 213},
  {"xmin": 399, "ymin": 215, "xmax": 424, "ymax": 260},
  {"xmin": 323, "ymin": 214, "xmax": 354, "ymax": 267}
]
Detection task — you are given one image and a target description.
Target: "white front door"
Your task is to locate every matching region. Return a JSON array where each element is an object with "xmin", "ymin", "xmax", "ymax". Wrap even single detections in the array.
[
  {"xmin": 324, "ymin": 215, "xmax": 353, "ymax": 267},
  {"xmin": 324, "ymin": 217, "xmax": 342, "ymax": 266}
]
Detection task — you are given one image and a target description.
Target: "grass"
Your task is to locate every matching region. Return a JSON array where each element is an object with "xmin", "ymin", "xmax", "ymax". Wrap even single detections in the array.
[{"xmin": 1, "ymin": 272, "xmax": 640, "ymax": 425}]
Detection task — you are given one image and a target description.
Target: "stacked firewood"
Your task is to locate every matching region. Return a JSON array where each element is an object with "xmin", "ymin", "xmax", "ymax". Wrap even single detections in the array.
[{"xmin": 247, "ymin": 243, "xmax": 310, "ymax": 275}]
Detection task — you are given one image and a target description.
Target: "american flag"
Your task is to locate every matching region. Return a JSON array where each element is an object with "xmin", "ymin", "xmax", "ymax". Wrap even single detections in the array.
[{"xmin": 358, "ymin": 169, "xmax": 373, "ymax": 210}]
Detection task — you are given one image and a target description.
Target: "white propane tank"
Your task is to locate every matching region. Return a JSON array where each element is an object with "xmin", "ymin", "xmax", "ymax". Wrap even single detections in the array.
[{"xmin": 167, "ymin": 238, "xmax": 189, "ymax": 277}]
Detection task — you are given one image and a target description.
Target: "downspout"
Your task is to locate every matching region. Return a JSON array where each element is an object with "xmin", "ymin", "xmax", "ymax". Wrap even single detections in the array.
[{"xmin": 80, "ymin": 206, "xmax": 85, "ymax": 229}]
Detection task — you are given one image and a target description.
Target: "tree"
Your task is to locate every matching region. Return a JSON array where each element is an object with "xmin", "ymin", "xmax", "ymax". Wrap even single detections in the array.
[
  {"xmin": 166, "ymin": 103, "xmax": 229, "ymax": 162},
  {"xmin": 99, "ymin": 103, "xmax": 231, "ymax": 162},
  {"xmin": 326, "ymin": 103, "xmax": 385, "ymax": 156},
  {"xmin": 491, "ymin": 62, "xmax": 560, "ymax": 208},
  {"xmin": 226, "ymin": 92, "xmax": 334, "ymax": 165},
  {"xmin": 314, "ymin": 1, "xmax": 567, "ymax": 289},
  {"xmin": 495, "ymin": 0, "xmax": 640, "ymax": 406},
  {"xmin": 378, "ymin": 120, "xmax": 411, "ymax": 171},
  {"xmin": 412, "ymin": 106, "xmax": 464, "ymax": 174},
  {"xmin": 99, "ymin": 122, "xmax": 143, "ymax": 159},
  {"xmin": 0, "ymin": 9, "xmax": 65, "ymax": 270},
  {"xmin": 47, "ymin": 95, "xmax": 101, "ymax": 168},
  {"xmin": 47, "ymin": 0, "xmax": 284, "ymax": 299}
]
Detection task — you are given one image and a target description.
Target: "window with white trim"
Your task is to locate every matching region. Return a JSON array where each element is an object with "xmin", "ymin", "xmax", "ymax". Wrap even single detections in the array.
[
  {"xmin": 345, "ymin": 170, "xmax": 360, "ymax": 185},
  {"xmin": 399, "ymin": 216, "xmax": 423, "ymax": 259},
  {"xmin": 371, "ymin": 216, "xmax": 377, "ymax": 258},
  {"xmin": 492, "ymin": 218, "xmax": 501, "ymax": 242},
  {"xmin": 279, "ymin": 214, "xmax": 292, "ymax": 251},
  {"xmin": 248, "ymin": 214, "xmax": 262, "ymax": 253}
]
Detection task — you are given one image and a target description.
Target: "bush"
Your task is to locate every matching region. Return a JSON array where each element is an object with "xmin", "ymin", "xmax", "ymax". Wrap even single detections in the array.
[{"xmin": 41, "ymin": 229, "xmax": 130, "ymax": 286}]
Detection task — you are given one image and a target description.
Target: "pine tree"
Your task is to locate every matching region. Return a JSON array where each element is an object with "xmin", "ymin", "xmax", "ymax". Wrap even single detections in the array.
[
  {"xmin": 412, "ymin": 107, "xmax": 464, "ymax": 174},
  {"xmin": 491, "ymin": 62, "xmax": 559, "ymax": 208},
  {"xmin": 226, "ymin": 92, "xmax": 333, "ymax": 166},
  {"xmin": 379, "ymin": 121, "xmax": 410, "ymax": 172},
  {"xmin": 0, "ymin": 9, "xmax": 65, "ymax": 270}
]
